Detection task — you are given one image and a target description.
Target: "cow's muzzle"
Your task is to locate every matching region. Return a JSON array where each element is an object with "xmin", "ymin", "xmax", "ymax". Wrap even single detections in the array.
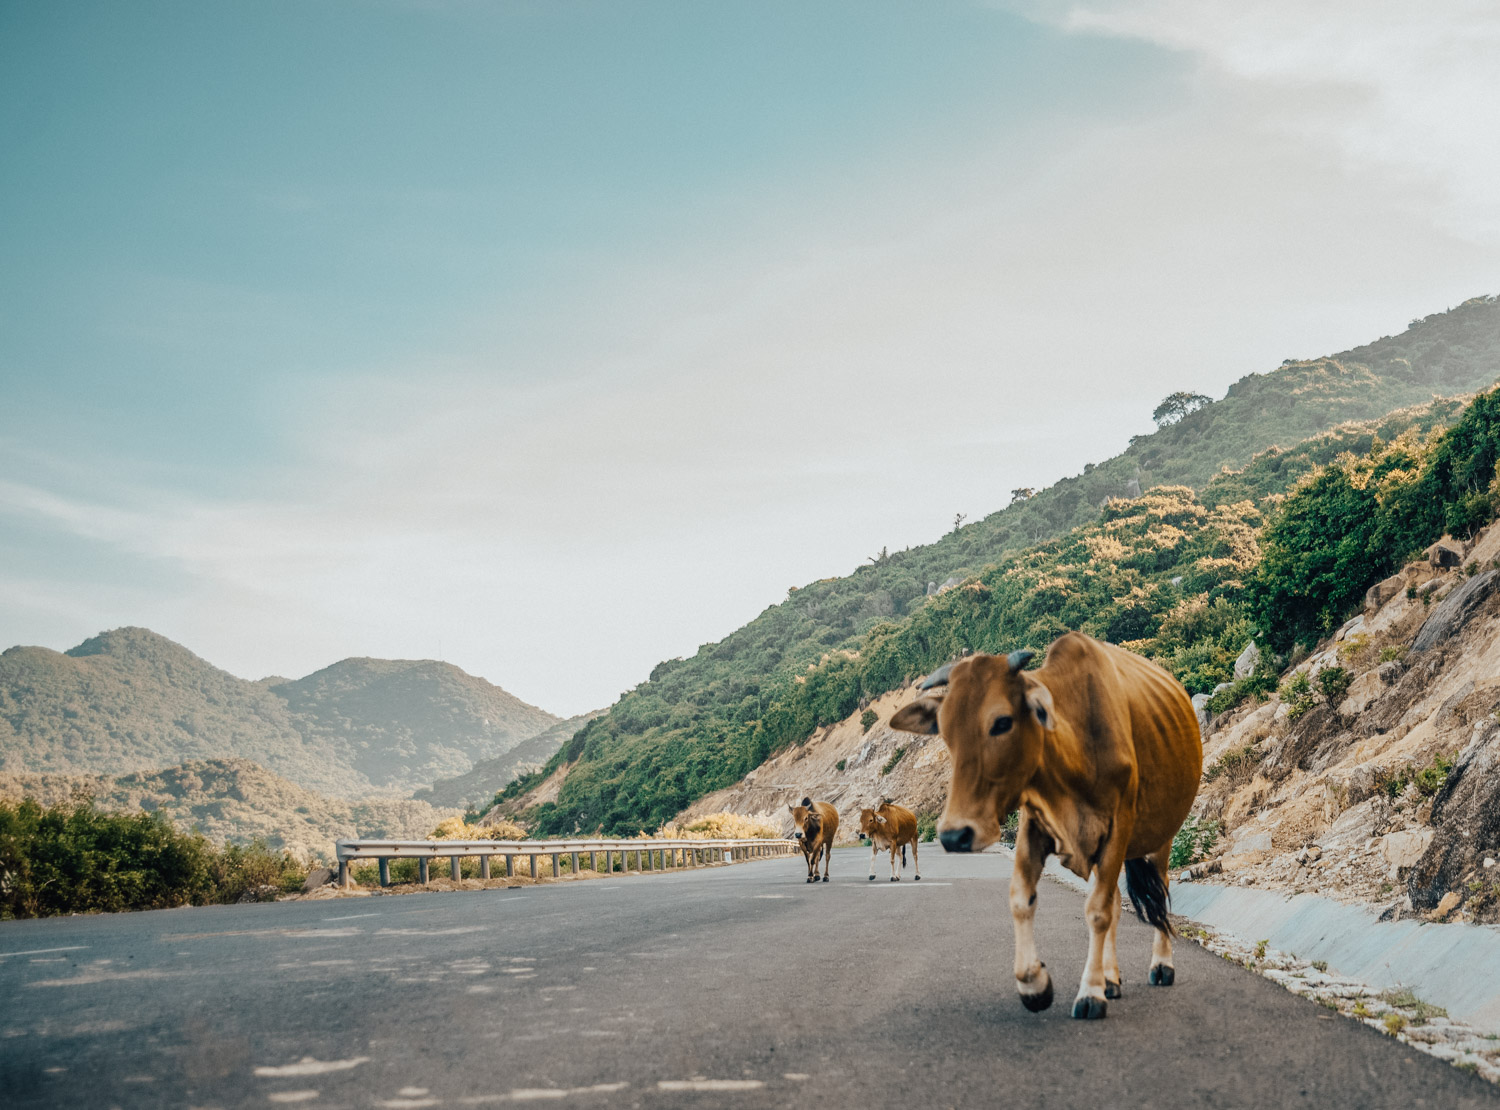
[{"xmin": 939, "ymin": 826, "xmax": 975, "ymax": 853}]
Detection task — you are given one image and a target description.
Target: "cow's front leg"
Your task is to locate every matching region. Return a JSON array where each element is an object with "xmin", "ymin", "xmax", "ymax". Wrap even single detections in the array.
[
  {"xmin": 1074, "ymin": 851, "xmax": 1126, "ymax": 1020},
  {"xmin": 1104, "ymin": 884, "xmax": 1123, "ymax": 999},
  {"xmin": 805, "ymin": 848, "xmax": 816, "ymax": 883},
  {"xmin": 868, "ymin": 841, "xmax": 879, "ymax": 881},
  {"xmin": 1011, "ymin": 813, "xmax": 1052, "ymax": 1012},
  {"xmin": 821, "ymin": 841, "xmax": 832, "ymax": 882},
  {"xmin": 889, "ymin": 846, "xmax": 899, "ymax": 881}
]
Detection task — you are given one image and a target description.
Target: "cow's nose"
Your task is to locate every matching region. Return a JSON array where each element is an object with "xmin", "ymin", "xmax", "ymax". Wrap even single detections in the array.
[
  {"xmin": 940, "ymin": 826, "xmax": 975, "ymax": 853},
  {"xmin": 793, "ymin": 832, "xmax": 803, "ymax": 839}
]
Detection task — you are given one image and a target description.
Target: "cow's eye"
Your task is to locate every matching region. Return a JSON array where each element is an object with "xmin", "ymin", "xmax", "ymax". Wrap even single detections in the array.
[{"xmin": 989, "ymin": 715, "xmax": 1013, "ymax": 736}]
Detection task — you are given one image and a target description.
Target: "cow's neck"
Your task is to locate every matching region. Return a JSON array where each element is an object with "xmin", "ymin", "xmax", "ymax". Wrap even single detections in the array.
[{"xmin": 1023, "ymin": 719, "xmax": 1112, "ymax": 878}]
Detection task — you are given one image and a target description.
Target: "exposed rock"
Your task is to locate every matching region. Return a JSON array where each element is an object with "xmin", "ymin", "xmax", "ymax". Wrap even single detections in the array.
[
  {"xmin": 1380, "ymin": 829, "xmax": 1433, "ymax": 870},
  {"xmin": 1318, "ymin": 799, "xmax": 1378, "ymax": 853},
  {"xmin": 1431, "ymin": 891, "xmax": 1462, "ymax": 921},
  {"xmin": 1191, "ymin": 693, "xmax": 1211, "ymax": 732},
  {"xmin": 1339, "ymin": 669, "xmax": 1386, "ymax": 716},
  {"xmin": 1412, "ymin": 570, "xmax": 1498, "ymax": 652},
  {"xmin": 1234, "ymin": 641, "xmax": 1262, "ymax": 680},
  {"xmin": 1407, "ymin": 720, "xmax": 1500, "ymax": 909},
  {"xmin": 1335, "ymin": 615, "xmax": 1366, "ymax": 641},
  {"xmin": 301, "ymin": 867, "xmax": 334, "ymax": 892},
  {"xmin": 1427, "ymin": 538, "xmax": 1464, "ymax": 568},
  {"xmin": 1365, "ymin": 573, "xmax": 1406, "ymax": 611}
]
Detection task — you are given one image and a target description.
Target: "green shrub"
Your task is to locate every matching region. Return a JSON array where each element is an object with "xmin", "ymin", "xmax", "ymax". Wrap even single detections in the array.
[
  {"xmin": 1169, "ymin": 816, "xmax": 1221, "ymax": 869},
  {"xmin": 916, "ymin": 813, "xmax": 938, "ymax": 842},
  {"xmin": 835, "ymin": 759, "xmax": 846, "ymax": 772},
  {"xmin": 1204, "ymin": 743, "xmax": 1263, "ymax": 786},
  {"xmin": 880, "ymin": 747, "xmax": 907, "ymax": 775},
  {"xmin": 1318, "ymin": 666, "xmax": 1352, "ymax": 705},
  {"xmin": 0, "ymin": 797, "xmax": 312, "ymax": 919},
  {"xmin": 1280, "ymin": 671, "xmax": 1315, "ymax": 720},
  {"xmin": 860, "ymin": 709, "xmax": 878, "ymax": 732}
]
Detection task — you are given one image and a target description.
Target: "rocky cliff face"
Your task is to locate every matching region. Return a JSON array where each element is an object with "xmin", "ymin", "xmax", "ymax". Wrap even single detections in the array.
[{"xmin": 1189, "ymin": 521, "xmax": 1500, "ymax": 923}]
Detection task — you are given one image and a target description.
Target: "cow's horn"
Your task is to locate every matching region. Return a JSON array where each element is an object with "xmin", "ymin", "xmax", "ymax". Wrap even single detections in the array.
[
  {"xmin": 1007, "ymin": 649, "xmax": 1035, "ymax": 673},
  {"xmin": 918, "ymin": 663, "xmax": 953, "ymax": 690}
]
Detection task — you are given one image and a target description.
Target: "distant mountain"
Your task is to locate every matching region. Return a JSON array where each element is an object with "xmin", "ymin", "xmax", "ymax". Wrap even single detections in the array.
[
  {"xmin": 0, "ymin": 627, "xmax": 558, "ymax": 796},
  {"xmin": 0, "ymin": 758, "xmax": 459, "ymax": 863},
  {"xmin": 413, "ymin": 711, "xmax": 605, "ymax": 810}
]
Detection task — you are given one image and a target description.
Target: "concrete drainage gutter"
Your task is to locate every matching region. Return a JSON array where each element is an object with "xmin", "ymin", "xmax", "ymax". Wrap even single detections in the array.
[{"xmin": 1169, "ymin": 882, "xmax": 1500, "ymax": 1033}]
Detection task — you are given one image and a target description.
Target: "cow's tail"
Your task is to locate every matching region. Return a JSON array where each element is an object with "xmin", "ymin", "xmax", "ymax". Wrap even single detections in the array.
[
  {"xmin": 1123, "ymin": 857, "xmax": 1174, "ymax": 936},
  {"xmin": 901, "ymin": 844, "xmax": 908, "ymax": 867}
]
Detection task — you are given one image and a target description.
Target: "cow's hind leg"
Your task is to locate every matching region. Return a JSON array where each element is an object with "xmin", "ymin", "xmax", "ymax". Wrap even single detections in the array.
[
  {"xmin": 821, "ymin": 841, "xmax": 832, "ymax": 882},
  {"xmin": 889, "ymin": 845, "xmax": 899, "ymax": 881},
  {"xmin": 1010, "ymin": 811, "xmax": 1053, "ymax": 1012},
  {"xmin": 911, "ymin": 838, "xmax": 920, "ymax": 880},
  {"xmin": 868, "ymin": 841, "xmax": 879, "ymax": 881},
  {"xmin": 1140, "ymin": 846, "xmax": 1176, "ymax": 986},
  {"xmin": 1104, "ymin": 884, "xmax": 1123, "ymax": 999}
]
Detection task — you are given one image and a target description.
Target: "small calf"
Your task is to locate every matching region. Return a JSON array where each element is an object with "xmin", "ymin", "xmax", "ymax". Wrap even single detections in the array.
[{"xmin": 859, "ymin": 801, "xmax": 921, "ymax": 882}]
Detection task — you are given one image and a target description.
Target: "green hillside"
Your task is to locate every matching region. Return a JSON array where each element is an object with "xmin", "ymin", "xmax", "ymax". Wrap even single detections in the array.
[
  {"xmin": 507, "ymin": 296, "xmax": 1500, "ymax": 835},
  {"xmin": 0, "ymin": 628, "xmax": 559, "ymax": 796},
  {"xmin": 413, "ymin": 711, "xmax": 603, "ymax": 810}
]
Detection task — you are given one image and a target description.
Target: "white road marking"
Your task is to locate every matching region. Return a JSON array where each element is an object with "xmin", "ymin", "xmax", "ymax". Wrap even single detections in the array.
[
  {"xmin": 752, "ymin": 894, "xmax": 791, "ymax": 899},
  {"xmin": 398, "ymin": 1088, "xmax": 429, "ymax": 1097},
  {"xmin": 0, "ymin": 946, "xmax": 89, "ymax": 959},
  {"xmin": 658, "ymin": 1080, "xmax": 765, "ymax": 1091},
  {"xmin": 375, "ymin": 926, "xmax": 487, "ymax": 937},
  {"xmin": 254, "ymin": 1056, "xmax": 371, "ymax": 1078},
  {"xmin": 322, "ymin": 912, "xmax": 381, "ymax": 921},
  {"xmin": 783, "ymin": 1073, "xmax": 811, "ymax": 1080},
  {"xmin": 375, "ymin": 1099, "xmax": 439, "ymax": 1108},
  {"xmin": 268, "ymin": 1092, "xmax": 320, "ymax": 1104}
]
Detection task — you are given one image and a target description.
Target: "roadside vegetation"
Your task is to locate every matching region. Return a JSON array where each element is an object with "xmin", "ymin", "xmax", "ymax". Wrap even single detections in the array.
[{"xmin": 0, "ymin": 796, "xmax": 308, "ymax": 919}]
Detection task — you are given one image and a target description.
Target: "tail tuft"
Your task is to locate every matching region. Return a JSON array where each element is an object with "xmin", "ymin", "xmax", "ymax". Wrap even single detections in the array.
[{"xmin": 1124, "ymin": 857, "xmax": 1173, "ymax": 935}]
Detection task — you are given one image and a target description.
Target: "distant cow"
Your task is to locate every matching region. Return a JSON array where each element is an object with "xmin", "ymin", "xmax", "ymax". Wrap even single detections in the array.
[
  {"xmin": 789, "ymin": 797, "xmax": 839, "ymax": 883},
  {"xmin": 891, "ymin": 633, "xmax": 1201, "ymax": 1020},
  {"xmin": 859, "ymin": 801, "xmax": 921, "ymax": 882}
]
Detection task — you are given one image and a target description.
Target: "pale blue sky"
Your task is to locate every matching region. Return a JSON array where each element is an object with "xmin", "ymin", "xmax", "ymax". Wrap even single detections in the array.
[{"xmin": 3, "ymin": 1, "xmax": 1499, "ymax": 714}]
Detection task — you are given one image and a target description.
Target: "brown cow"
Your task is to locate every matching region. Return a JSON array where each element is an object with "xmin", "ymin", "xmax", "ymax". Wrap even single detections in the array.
[
  {"xmin": 859, "ymin": 801, "xmax": 921, "ymax": 882},
  {"xmin": 890, "ymin": 632, "xmax": 1201, "ymax": 1020},
  {"xmin": 789, "ymin": 797, "xmax": 839, "ymax": 883}
]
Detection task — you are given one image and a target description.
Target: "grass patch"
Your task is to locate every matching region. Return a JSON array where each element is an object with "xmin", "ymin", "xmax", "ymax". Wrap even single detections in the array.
[
  {"xmin": 1204, "ymin": 743, "xmax": 1264, "ymax": 787},
  {"xmin": 880, "ymin": 747, "xmax": 907, "ymax": 775}
]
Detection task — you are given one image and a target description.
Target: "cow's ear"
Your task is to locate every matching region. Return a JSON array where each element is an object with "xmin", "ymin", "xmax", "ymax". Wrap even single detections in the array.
[
  {"xmin": 1024, "ymin": 679, "xmax": 1056, "ymax": 731},
  {"xmin": 889, "ymin": 696, "xmax": 942, "ymax": 735}
]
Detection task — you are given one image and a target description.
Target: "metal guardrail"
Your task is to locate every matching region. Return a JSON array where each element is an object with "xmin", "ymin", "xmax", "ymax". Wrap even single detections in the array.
[{"xmin": 333, "ymin": 837, "xmax": 797, "ymax": 887}]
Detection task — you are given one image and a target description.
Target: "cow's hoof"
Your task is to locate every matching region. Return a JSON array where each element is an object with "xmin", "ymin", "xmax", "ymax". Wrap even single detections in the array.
[
  {"xmin": 1148, "ymin": 964, "xmax": 1175, "ymax": 987},
  {"xmin": 806, "ymin": 877, "xmax": 814, "ymax": 883},
  {"xmin": 1071, "ymin": 995, "xmax": 1108, "ymax": 1020},
  {"xmin": 868, "ymin": 875, "xmax": 876, "ymax": 881},
  {"xmin": 914, "ymin": 875, "xmax": 921, "ymax": 881},
  {"xmin": 1105, "ymin": 979, "xmax": 1122, "ymax": 1000},
  {"xmin": 1018, "ymin": 972, "xmax": 1053, "ymax": 1013},
  {"xmin": 890, "ymin": 876, "xmax": 899, "ymax": 882}
]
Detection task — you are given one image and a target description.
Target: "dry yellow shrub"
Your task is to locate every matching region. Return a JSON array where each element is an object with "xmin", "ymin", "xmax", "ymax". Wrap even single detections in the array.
[
  {"xmin": 429, "ymin": 815, "xmax": 528, "ymax": 841},
  {"xmin": 663, "ymin": 812, "xmax": 781, "ymax": 840}
]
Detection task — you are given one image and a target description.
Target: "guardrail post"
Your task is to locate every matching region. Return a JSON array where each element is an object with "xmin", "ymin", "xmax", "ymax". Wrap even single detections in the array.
[
  {"xmin": 338, "ymin": 860, "xmax": 349, "ymax": 887},
  {"xmin": 379, "ymin": 858, "xmax": 391, "ymax": 887},
  {"xmin": 571, "ymin": 851, "xmax": 580, "ymax": 875},
  {"xmin": 419, "ymin": 858, "xmax": 430, "ymax": 884},
  {"xmin": 480, "ymin": 856, "xmax": 491, "ymax": 880},
  {"xmin": 451, "ymin": 856, "xmax": 462, "ymax": 881},
  {"xmin": 590, "ymin": 850, "xmax": 598, "ymax": 872},
  {"xmin": 551, "ymin": 852, "xmax": 561, "ymax": 879},
  {"xmin": 505, "ymin": 853, "xmax": 514, "ymax": 878}
]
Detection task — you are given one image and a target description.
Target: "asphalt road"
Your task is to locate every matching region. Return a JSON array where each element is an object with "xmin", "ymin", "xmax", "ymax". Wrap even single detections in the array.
[{"xmin": 2, "ymin": 847, "xmax": 1496, "ymax": 1109}]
